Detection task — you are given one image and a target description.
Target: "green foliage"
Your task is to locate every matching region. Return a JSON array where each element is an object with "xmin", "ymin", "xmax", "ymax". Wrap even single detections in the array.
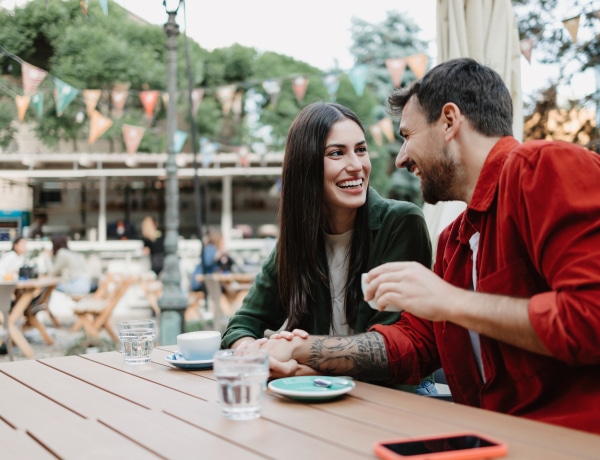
[{"xmin": 0, "ymin": 101, "xmax": 17, "ymax": 150}]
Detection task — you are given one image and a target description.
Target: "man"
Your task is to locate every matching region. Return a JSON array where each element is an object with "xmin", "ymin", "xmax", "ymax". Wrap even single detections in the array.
[{"xmin": 256, "ymin": 58, "xmax": 600, "ymax": 434}]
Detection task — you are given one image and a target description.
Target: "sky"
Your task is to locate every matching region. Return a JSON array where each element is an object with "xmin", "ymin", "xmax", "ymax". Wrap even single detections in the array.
[{"xmin": 2, "ymin": 0, "xmax": 596, "ymax": 100}]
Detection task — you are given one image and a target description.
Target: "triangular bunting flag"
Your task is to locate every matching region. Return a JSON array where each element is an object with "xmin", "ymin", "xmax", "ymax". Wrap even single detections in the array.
[
  {"xmin": 349, "ymin": 65, "xmax": 369, "ymax": 97},
  {"xmin": 292, "ymin": 76, "xmax": 309, "ymax": 103},
  {"xmin": 378, "ymin": 117, "xmax": 395, "ymax": 143},
  {"xmin": 111, "ymin": 88, "xmax": 128, "ymax": 119},
  {"xmin": 563, "ymin": 16, "xmax": 580, "ymax": 43},
  {"xmin": 323, "ymin": 74, "xmax": 340, "ymax": 100},
  {"xmin": 31, "ymin": 93, "xmax": 43, "ymax": 118},
  {"xmin": 15, "ymin": 95, "xmax": 30, "ymax": 122},
  {"xmin": 139, "ymin": 90, "xmax": 160, "ymax": 120},
  {"xmin": 162, "ymin": 92, "xmax": 169, "ymax": 108},
  {"xmin": 122, "ymin": 124, "xmax": 145, "ymax": 154},
  {"xmin": 406, "ymin": 54, "xmax": 428, "ymax": 79},
  {"xmin": 385, "ymin": 58, "xmax": 408, "ymax": 88},
  {"xmin": 89, "ymin": 109, "xmax": 113, "ymax": 144},
  {"xmin": 83, "ymin": 89, "xmax": 101, "ymax": 116},
  {"xmin": 238, "ymin": 145, "xmax": 250, "ymax": 168},
  {"xmin": 191, "ymin": 88, "xmax": 204, "ymax": 115},
  {"xmin": 262, "ymin": 80, "xmax": 281, "ymax": 107},
  {"xmin": 217, "ymin": 85, "xmax": 236, "ymax": 115},
  {"xmin": 174, "ymin": 130, "xmax": 188, "ymax": 154},
  {"xmin": 54, "ymin": 78, "xmax": 79, "ymax": 116},
  {"xmin": 520, "ymin": 38, "xmax": 535, "ymax": 64},
  {"xmin": 369, "ymin": 124, "xmax": 383, "ymax": 146},
  {"xmin": 80, "ymin": 0, "xmax": 88, "ymax": 15},
  {"xmin": 21, "ymin": 62, "xmax": 48, "ymax": 96},
  {"xmin": 98, "ymin": 0, "xmax": 108, "ymax": 16}
]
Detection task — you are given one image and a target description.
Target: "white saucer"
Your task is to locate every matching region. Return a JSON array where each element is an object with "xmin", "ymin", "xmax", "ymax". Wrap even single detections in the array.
[{"xmin": 164, "ymin": 352, "xmax": 214, "ymax": 370}]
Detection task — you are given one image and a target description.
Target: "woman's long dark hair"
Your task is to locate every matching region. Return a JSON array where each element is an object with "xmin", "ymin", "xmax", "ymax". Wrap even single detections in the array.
[{"xmin": 278, "ymin": 102, "xmax": 371, "ymax": 331}]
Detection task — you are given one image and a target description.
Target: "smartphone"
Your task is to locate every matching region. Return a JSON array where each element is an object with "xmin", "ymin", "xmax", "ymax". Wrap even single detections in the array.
[{"xmin": 373, "ymin": 432, "xmax": 508, "ymax": 460}]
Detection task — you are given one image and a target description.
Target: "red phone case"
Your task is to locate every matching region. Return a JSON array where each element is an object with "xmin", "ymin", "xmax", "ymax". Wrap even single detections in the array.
[{"xmin": 373, "ymin": 432, "xmax": 508, "ymax": 460}]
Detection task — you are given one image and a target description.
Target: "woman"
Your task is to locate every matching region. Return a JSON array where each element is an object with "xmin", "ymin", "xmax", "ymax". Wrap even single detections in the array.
[
  {"xmin": 0, "ymin": 236, "xmax": 27, "ymax": 280},
  {"xmin": 49, "ymin": 235, "xmax": 92, "ymax": 295},
  {"xmin": 141, "ymin": 216, "xmax": 165, "ymax": 277},
  {"xmin": 221, "ymin": 102, "xmax": 435, "ymax": 394}
]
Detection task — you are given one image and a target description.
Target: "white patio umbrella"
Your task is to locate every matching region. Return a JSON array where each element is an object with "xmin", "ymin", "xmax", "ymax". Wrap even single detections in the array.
[{"xmin": 423, "ymin": 0, "xmax": 524, "ymax": 252}]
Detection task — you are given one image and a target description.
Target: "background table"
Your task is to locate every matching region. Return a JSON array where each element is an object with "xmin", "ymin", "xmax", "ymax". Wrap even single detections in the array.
[
  {"xmin": 0, "ymin": 345, "xmax": 598, "ymax": 459},
  {"xmin": 8, "ymin": 277, "xmax": 62, "ymax": 358}
]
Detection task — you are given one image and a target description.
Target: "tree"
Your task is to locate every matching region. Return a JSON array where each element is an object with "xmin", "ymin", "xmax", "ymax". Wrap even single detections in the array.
[
  {"xmin": 513, "ymin": 0, "xmax": 600, "ymax": 145},
  {"xmin": 347, "ymin": 10, "xmax": 429, "ymax": 204}
]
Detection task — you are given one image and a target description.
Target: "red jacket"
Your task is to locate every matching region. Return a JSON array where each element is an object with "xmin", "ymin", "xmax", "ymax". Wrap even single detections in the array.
[{"xmin": 372, "ymin": 137, "xmax": 600, "ymax": 434}]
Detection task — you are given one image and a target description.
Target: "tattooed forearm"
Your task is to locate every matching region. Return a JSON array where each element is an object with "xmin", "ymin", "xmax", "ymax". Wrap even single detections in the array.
[{"xmin": 304, "ymin": 333, "xmax": 390, "ymax": 381}]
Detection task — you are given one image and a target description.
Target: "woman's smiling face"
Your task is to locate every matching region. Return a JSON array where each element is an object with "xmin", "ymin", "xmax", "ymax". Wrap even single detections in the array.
[{"xmin": 322, "ymin": 118, "xmax": 371, "ymax": 226}]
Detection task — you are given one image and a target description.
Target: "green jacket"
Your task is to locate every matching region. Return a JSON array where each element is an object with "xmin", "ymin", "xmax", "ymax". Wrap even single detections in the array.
[{"xmin": 222, "ymin": 188, "xmax": 432, "ymax": 347}]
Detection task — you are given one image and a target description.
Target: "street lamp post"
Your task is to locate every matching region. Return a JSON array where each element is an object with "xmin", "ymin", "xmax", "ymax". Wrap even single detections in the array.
[{"xmin": 159, "ymin": 0, "xmax": 188, "ymax": 345}]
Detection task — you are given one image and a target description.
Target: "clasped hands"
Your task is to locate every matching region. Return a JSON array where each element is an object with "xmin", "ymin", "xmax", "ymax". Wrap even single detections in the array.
[{"xmin": 238, "ymin": 329, "xmax": 313, "ymax": 378}]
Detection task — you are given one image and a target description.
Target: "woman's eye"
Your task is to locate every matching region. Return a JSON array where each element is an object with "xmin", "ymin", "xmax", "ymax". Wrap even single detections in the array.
[{"xmin": 327, "ymin": 150, "xmax": 343, "ymax": 157}]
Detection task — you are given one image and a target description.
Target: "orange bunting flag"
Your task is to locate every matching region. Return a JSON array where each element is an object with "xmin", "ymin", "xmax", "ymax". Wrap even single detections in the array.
[
  {"xmin": 122, "ymin": 124, "xmax": 146, "ymax": 154},
  {"xmin": 83, "ymin": 89, "xmax": 101, "ymax": 116},
  {"xmin": 563, "ymin": 15, "xmax": 580, "ymax": 43},
  {"xmin": 88, "ymin": 109, "xmax": 113, "ymax": 144},
  {"xmin": 406, "ymin": 54, "xmax": 428, "ymax": 79},
  {"xmin": 191, "ymin": 88, "xmax": 204, "ymax": 115},
  {"xmin": 520, "ymin": 38, "xmax": 535, "ymax": 64},
  {"xmin": 369, "ymin": 124, "xmax": 383, "ymax": 147},
  {"xmin": 292, "ymin": 76, "xmax": 309, "ymax": 103},
  {"xmin": 15, "ymin": 95, "xmax": 30, "ymax": 122},
  {"xmin": 139, "ymin": 90, "xmax": 160, "ymax": 120},
  {"xmin": 385, "ymin": 58, "xmax": 407, "ymax": 88},
  {"xmin": 217, "ymin": 85, "xmax": 236, "ymax": 115},
  {"xmin": 111, "ymin": 88, "xmax": 128, "ymax": 119},
  {"xmin": 378, "ymin": 117, "xmax": 395, "ymax": 143},
  {"xmin": 21, "ymin": 62, "xmax": 48, "ymax": 96}
]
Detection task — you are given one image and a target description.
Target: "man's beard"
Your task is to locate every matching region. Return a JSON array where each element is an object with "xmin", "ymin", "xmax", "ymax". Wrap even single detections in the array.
[{"xmin": 420, "ymin": 146, "xmax": 459, "ymax": 204}]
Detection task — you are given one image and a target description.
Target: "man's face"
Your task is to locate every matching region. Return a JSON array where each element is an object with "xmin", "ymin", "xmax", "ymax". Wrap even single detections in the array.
[{"xmin": 396, "ymin": 96, "xmax": 459, "ymax": 204}]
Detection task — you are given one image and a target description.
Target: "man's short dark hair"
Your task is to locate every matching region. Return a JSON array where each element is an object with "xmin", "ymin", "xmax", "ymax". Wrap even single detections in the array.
[{"xmin": 388, "ymin": 58, "xmax": 513, "ymax": 137}]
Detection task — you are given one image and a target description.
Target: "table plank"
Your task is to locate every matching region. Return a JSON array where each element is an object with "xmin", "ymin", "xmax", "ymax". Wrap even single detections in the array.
[
  {"xmin": 0, "ymin": 368, "xmax": 156, "ymax": 459},
  {"xmin": 0, "ymin": 420, "xmax": 56, "ymax": 459},
  {"xmin": 4, "ymin": 357, "xmax": 264, "ymax": 459}
]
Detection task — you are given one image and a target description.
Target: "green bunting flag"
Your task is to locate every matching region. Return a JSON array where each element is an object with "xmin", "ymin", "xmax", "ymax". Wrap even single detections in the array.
[{"xmin": 54, "ymin": 78, "xmax": 79, "ymax": 116}]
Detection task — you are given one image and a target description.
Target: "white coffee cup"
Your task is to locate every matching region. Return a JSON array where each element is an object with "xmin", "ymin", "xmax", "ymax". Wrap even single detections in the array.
[
  {"xmin": 361, "ymin": 273, "xmax": 403, "ymax": 312},
  {"xmin": 177, "ymin": 330, "xmax": 222, "ymax": 361}
]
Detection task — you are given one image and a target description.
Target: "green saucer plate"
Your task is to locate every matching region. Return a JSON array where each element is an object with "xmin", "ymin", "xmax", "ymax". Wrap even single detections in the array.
[{"xmin": 268, "ymin": 376, "xmax": 355, "ymax": 402}]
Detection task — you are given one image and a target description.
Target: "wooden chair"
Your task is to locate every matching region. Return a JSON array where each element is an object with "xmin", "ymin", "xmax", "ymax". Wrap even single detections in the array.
[
  {"xmin": 71, "ymin": 273, "xmax": 135, "ymax": 342},
  {"xmin": 0, "ymin": 282, "xmax": 17, "ymax": 361}
]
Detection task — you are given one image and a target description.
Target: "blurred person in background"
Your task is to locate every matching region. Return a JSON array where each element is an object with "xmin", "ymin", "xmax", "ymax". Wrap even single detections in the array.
[
  {"xmin": 0, "ymin": 236, "xmax": 27, "ymax": 281},
  {"xmin": 49, "ymin": 235, "xmax": 92, "ymax": 295},
  {"xmin": 141, "ymin": 216, "xmax": 165, "ymax": 277}
]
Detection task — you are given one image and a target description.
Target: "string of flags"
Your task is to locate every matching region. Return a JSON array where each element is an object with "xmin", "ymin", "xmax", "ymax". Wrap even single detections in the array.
[
  {"xmin": 1, "ymin": 45, "xmax": 429, "ymax": 159},
  {"xmin": 519, "ymin": 4, "xmax": 600, "ymax": 64}
]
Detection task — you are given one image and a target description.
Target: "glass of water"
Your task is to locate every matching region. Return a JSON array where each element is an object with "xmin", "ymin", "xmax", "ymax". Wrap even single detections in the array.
[
  {"xmin": 117, "ymin": 319, "xmax": 157, "ymax": 365},
  {"xmin": 213, "ymin": 349, "xmax": 269, "ymax": 420}
]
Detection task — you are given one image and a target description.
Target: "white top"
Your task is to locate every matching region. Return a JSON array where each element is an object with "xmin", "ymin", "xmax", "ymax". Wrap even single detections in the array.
[
  {"xmin": 468, "ymin": 231, "xmax": 485, "ymax": 382},
  {"xmin": 0, "ymin": 250, "xmax": 25, "ymax": 278},
  {"xmin": 324, "ymin": 230, "xmax": 354, "ymax": 336}
]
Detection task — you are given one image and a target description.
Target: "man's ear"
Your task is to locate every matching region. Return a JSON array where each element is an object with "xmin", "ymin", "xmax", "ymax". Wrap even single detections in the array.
[{"xmin": 440, "ymin": 102, "xmax": 461, "ymax": 141}]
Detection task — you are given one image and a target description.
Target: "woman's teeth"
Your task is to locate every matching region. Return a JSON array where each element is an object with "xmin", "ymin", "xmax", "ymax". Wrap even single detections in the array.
[{"xmin": 338, "ymin": 179, "xmax": 363, "ymax": 188}]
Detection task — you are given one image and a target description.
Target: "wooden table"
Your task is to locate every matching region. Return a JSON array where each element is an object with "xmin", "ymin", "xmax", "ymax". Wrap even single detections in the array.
[
  {"xmin": 8, "ymin": 277, "xmax": 62, "ymax": 358},
  {"xmin": 1, "ymin": 345, "xmax": 598, "ymax": 459}
]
